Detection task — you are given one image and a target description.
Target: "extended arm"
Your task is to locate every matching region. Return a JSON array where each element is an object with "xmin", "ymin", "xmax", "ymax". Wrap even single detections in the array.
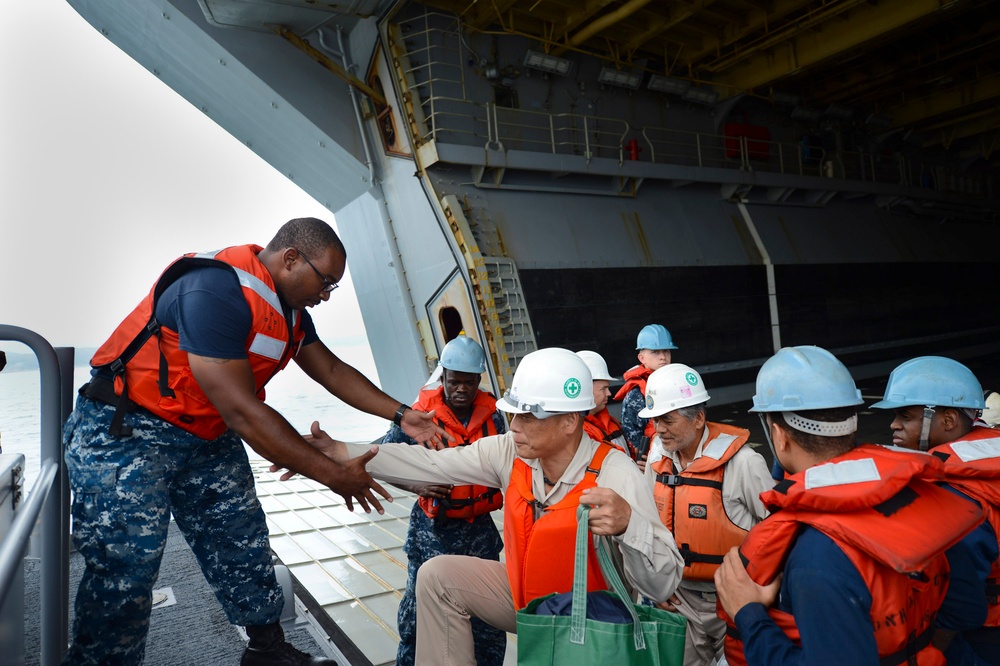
[
  {"xmin": 188, "ymin": 353, "xmax": 389, "ymax": 512},
  {"xmin": 295, "ymin": 341, "xmax": 449, "ymax": 447}
]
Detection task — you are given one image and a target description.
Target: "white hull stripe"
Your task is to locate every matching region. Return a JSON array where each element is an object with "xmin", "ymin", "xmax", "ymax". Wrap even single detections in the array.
[
  {"xmin": 805, "ymin": 457, "xmax": 880, "ymax": 490},
  {"xmin": 952, "ymin": 437, "xmax": 1000, "ymax": 463}
]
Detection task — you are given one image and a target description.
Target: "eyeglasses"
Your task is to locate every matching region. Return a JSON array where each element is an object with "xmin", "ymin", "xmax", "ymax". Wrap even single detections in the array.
[{"xmin": 295, "ymin": 249, "xmax": 339, "ymax": 293}]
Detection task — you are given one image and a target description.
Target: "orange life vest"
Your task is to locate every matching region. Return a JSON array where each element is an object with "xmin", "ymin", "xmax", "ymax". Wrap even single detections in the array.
[
  {"xmin": 90, "ymin": 244, "xmax": 304, "ymax": 440},
  {"xmin": 613, "ymin": 365, "xmax": 656, "ymax": 438},
  {"xmin": 414, "ymin": 386, "xmax": 503, "ymax": 521},
  {"xmin": 721, "ymin": 444, "xmax": 984, "ymax": 666},
  {"xmin": 584, "ymin": 408, "xmax": 636, "ymax": 460},
  {"xmin": 930, "ymin": 426, "xmax": 1000, "ymax": 627},
  {"xmin": 504, "ymin": 442, "xmax": 614, "ymax": 609},
  {"xmin": 650, "ymin": 422, "xmax": 752, "ymax": 581}
]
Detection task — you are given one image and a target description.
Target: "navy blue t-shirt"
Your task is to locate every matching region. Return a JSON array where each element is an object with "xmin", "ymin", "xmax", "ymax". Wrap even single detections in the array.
[{"xmin": 95, "ymin": 265, "xmax": 317, "ymax": 376}]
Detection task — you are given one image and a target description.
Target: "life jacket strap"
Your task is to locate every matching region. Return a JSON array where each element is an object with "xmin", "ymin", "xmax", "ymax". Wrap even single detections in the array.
[
  {"xmin": 655, "ymin": 473, "xmax": 723, "ymax": 490},
  {"xmin": 878, "ymin": 623, "xmax": 934, "ymax": 666}
]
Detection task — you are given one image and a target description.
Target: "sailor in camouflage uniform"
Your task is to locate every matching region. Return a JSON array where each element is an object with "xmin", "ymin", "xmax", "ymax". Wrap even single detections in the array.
[
  {"xmin": 382, "ymin": 335, "xmax": 507, "ymax": 666},
  {"xmin": 62, "ymin": 218, "xmax": 444, "ymax": 666}
]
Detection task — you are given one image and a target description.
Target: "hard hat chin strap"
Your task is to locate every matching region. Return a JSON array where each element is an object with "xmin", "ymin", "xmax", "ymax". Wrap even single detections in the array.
[
  {"xmin": 919, "ymin": 406, "xmax": 935, "ymax": 452},
  {"xmin": 757, "ymin": 414, "xmax": 784, "ymax": 479}
]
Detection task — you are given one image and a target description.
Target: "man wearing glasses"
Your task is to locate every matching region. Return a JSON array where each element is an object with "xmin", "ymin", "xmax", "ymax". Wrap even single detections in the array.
[{"xmin": 63, "ymin": 217, "xmax": 444, "ymax": 666}]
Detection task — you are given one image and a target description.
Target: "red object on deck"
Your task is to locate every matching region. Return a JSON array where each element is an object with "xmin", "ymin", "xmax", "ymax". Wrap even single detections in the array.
[
  {"xmin": 724, "ymin": 123, "xmax": 771, "ymax": 160},
  {"xmin": 626, "ymin": 139, "xmax": 642, "ymax": 161}
]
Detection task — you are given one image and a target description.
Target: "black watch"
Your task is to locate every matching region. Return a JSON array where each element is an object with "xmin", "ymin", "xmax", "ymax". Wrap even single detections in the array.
[{"xmin": 393, "ymin": 403, "xmax": 410, "ymax": 427}]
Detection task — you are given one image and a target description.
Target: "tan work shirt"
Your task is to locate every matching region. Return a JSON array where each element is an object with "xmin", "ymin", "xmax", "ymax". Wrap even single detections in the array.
[
  {"xmin": 346, "ymin": 431, "xmax": 685, "ymax": 603},
  {"xmin": 644, "ymin": 425, "xmax": 774, "ymax": 591}
]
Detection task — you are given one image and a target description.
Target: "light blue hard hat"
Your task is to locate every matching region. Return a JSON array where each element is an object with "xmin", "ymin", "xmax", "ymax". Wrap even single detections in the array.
[
  {"xmin": 870, "ymin": 356, "xmax": 984, "ymax": 410},
  {"xmin": 749, "ymin": 345, "xmax": 863, "ymax": 413},
  {"xmin": 439, "ymin": 335, "xmax": 488, "ymax": 374},
  {"xmin": 636, "ymin": 324, "xmax": 678, "ymax": 351}
]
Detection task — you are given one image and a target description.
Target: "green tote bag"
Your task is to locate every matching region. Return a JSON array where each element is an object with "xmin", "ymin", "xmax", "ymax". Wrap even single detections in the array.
[{"xmin": 516, "ymin": 505, "xmax": 687, "ymax": 665}]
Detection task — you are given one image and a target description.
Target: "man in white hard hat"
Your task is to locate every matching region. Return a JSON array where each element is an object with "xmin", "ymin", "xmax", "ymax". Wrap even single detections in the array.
[
  {"xmin": 640, "ymin": 364, "xmax": 772, "ymax": 666},
  {"xmin": 576, "ymin": 350, "xmax": 636, "ymax": 460},
  {"xmin": 715, "ymin": 346, "xmax": 984, "ymax": 666},
  {"xmin": 380, "ymin": 335, "xmax": 507, "ymax": 666},
  {"xmin": 291, "ymin": 348, "xmax": 685, "ymax": 665},
  {"xmin": 614, "ymin": 323, "xmax": 677, "ymax": 463}
]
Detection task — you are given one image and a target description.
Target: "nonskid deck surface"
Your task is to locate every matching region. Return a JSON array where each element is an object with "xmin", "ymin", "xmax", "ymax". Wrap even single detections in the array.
[
  {"xmin": 249, "ymin": 459, "xmax": 516, "ymax": 665},
  {"xmin": 24, "ymin": 520, "xmax": 336, "ymax": 665}
]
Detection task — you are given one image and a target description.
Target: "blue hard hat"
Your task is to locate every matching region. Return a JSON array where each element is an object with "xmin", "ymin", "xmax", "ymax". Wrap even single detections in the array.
[
  {"xmin": 750, "ymin": 346, "xmax": 863, "ymax": 412},
  {"xmin": 439, "ymin": 335, "xmax": 488, "ymax": 374},
  {"xmin": 870, "ymin": 356, "xmax": 984, "ymax": 410},
  {"xmin": 636, "ymin": 324, "xmax": 677, "ymax": 351}
]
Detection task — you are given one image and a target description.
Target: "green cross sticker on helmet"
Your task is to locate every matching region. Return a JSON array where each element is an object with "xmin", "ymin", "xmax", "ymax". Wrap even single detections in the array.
[
  {"xmin": 563, "ymin": 378, "xmax": 581, "ymax": 399},
  {"xmin": 685, "ymin": 372, "xmax": 698, "ymax": 386}
]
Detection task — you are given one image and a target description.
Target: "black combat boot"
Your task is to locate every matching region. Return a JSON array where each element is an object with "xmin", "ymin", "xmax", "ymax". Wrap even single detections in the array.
[{"xmin": 241, "ymin": 623, "xmax": 338, "ymax": 666}]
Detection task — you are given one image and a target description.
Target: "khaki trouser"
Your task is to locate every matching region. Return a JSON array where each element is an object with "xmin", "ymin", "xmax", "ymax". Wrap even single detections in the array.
[
  {"xmin": 415, "ymin": 555, "xmax": 516, "ymax": 665},
  {"xmin": 673, "ymin": 585, "xmax": 726, "ymax": 666}
]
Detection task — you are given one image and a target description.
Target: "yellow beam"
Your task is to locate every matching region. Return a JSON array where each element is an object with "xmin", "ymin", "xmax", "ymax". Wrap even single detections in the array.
[
  {"xmin": 895, "ymin": 75, "xmax": 1000, "ymax": 128},
  {"xmin": 277, "ymin": 27, "xmax": 386, "ymax": 106},
  {"xmin": 714, "ymin": 0, "xmax": 950, "ymax": 97},
  {"xmin": 624, "ymin": 0, "xmax": 719, "ymax": 54},
  {"xmin": 552, "ymin": 0, "xmax": 654, "ymax": 56}
]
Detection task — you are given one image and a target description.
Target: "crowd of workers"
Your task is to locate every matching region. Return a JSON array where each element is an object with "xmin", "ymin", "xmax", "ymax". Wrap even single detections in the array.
[{"xmin": 59, "ymin": 218, "xmax": 999, "ymax": 666}]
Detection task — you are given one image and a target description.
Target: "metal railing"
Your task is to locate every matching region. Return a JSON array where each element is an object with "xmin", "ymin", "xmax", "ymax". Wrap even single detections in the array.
[
  {"xmin": 487, "ymin": 103, "xmax": 630, "ymax": 163},
  {"xmin": 0, "ymin": 325, "xmax": 73, "ymax": 666}
]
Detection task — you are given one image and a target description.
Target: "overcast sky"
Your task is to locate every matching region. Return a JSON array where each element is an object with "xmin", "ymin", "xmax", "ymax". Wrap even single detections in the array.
[{"xmin": 0, "ymin": 1, "xmax": 369, "ymax": 353}]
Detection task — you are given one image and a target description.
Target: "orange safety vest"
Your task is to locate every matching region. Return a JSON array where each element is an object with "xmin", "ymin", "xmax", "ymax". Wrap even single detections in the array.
[
  {"xmin": 504, "ymin": 443, "xmax": 614, "ymax": 609},
  {"xmin": 613, "ymin": 365, "xmax": 656, "ymax": 439},
  {"xmin": 90, "ymin": 244, "xmax": 304, "ymax": 440},
  {"xmin": 414, "ymin": 386, "xmax": 503, "ymax": 521},
  {"xmin": 721, "ymin": 444, "xmax": 985, "ymax": 666},
  {"xmin": 584, "ymin": 408, "xmax": 636, "ymax": 460},
  {"xmin": 650, "ymin": 422, "xmax": 752, "ymax": 581},
  {"xmin": 929, "ymin": 426, "xmax": 1000, "ymax": 627}
]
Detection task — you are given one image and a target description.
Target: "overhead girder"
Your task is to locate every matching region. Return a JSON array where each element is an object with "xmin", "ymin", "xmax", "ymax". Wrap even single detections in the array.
[
  {"xmin": 892, "ymin": 74, "xmax": 1000, "ymax": 128},
  {"xmin": 623, "ymin": 0, "xmax": 721, "ymax": 55},
  {"xmin": 680, "ymin": 0, "xmax": 817, "ymax": 68},
  {"xmin": 921, "ymin": 107, "xmax": 1000, "ymax": 148},
  {"xmin": 465, "ymin": 0, "xmax": 520, "ymax": 31},
  {"xmin": 551, "ymin": 0, "xmax": 654, "ymax": 56},
  {"xmin": 712, "ymin": 0, "xmax": 952, "ymax": 99},
  {"xmin": 803, "ymin": 22, "xmax": 1000, "ymax": 106}
]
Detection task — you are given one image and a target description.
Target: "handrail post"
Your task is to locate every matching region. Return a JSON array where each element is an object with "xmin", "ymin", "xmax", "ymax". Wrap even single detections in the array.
[
  {"xmin": 56, "ymin": 347, "xmax": 74, "ymax": 657},
  {"xmin": 0, "ymin": 325, "xmax": 70, "ymax": 666}
]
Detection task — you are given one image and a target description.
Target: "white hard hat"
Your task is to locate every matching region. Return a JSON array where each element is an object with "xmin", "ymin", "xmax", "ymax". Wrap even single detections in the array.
[
  {"xmin": 575, "ymin": 350, "xmax": 617, "ymax": 381},
  {"xmin": 638, "ymin": 364, "xmax": 709, "ymax": 418},
  {"xmin": 496, "ymin": 348, "xmax": 596, "ymax": 418},
  {"xmin": 983, "ymin": 390, "xmax": 1000, "ymax": 427}
]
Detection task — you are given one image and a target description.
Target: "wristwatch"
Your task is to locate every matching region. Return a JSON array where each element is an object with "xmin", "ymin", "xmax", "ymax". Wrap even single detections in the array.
[{"xmin": 393, "ymin": 403, "xmax": 410, "ymax": 427}]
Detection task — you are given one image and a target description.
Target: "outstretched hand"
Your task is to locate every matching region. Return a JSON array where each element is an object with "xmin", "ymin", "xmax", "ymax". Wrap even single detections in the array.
[
  {"xmin": 714, "ymin": 546, "xmax": 781, "ymax": 618},
  {"xmin": 269, "ymin": 421, "xmax": 393, "ymax": 513},
  {"xmin": 400, "ymin": 408, "xmax": 453, "ymax": 450}
]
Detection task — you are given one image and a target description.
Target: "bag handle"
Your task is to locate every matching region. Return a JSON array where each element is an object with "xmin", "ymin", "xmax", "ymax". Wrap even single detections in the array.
[{"xmin": 571, "ymin": 505, "xmax": 646, "ymax": 651}]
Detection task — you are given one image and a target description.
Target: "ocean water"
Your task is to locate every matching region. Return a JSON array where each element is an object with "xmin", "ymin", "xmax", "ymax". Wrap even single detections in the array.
[{"xmin": 0, "ymin": 342, "xmax": 391, "ymax": 489}]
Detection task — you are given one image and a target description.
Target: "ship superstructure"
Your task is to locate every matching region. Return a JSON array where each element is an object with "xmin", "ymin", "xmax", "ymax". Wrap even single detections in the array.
[{"xmin": 65, "ymin": 0, "xmax": 1000, "ymax": 400}]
